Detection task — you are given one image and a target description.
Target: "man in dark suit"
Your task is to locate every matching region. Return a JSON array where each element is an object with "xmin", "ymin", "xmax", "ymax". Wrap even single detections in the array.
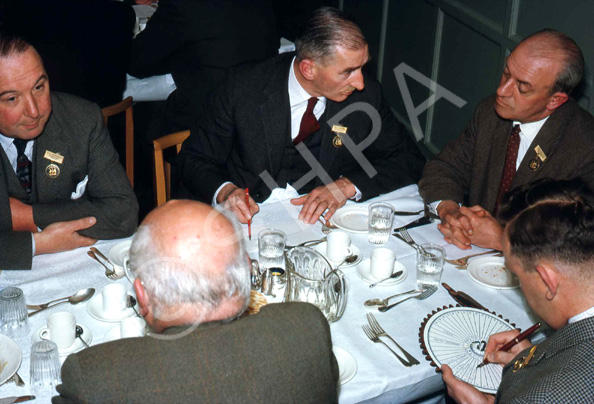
[
  {"xmin": 442, "ymin": 179, "xmax": 594, "ymax": 403},
  {"xmin": 0, "ymin": 36, "xmax": 138, "ymax": 270},
  {"xmin": 419, "ymin": 29, "xmax": 594, "ymax": 251},
  {"xmin": 178, "ymin": 7, "xmax": 425, "ymax": 224},
  {"xmin": 53, "ymin": 200, "xmax": 339, "ymax": 404},
  {"xmin": 128, "ymin": 0, "xmax": 279, "ymax": 134}
]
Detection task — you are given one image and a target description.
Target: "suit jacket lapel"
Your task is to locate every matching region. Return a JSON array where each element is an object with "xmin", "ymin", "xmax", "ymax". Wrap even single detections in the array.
[
  {"xmin": 318, "ymin": 101, "xmax": 341, "ymax": 174},
  {"xmin": 485, "ymin": 118, "xmax": 512, "ymax": 212},
  {"xmin": 513, "ymin": 101, "xmax": 574, "ymax": 187}
]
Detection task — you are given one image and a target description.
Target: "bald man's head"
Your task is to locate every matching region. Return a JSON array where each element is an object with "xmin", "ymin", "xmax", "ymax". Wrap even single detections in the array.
[{"xmin": 130, "ymin": 200, "xmax": 250, "ymax": 329}]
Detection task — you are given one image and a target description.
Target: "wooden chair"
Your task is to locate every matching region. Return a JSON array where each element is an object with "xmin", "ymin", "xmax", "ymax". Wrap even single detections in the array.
[
  {"xmin": 101, "ymin": 96, "xmax": 134, "ymax": 187},
  {"xmin": 153, "ymin": 130, "xmax": 190, "ymax": 207}
]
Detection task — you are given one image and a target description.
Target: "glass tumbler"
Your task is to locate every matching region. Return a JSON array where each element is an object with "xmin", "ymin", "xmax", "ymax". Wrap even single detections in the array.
[
  {"xmin": 416, "ymin": 244, "xmax": 445, "ymax": 289},
  {"xmin": 368, "ymin": 202, "xmax": 395, "ymax": 245},
  {"xmin": 258, "ymin": 229, "xmax": 286, "ymax": 271},
  {"xmin": 0, "ymin": 286, "xmax": 29, "ymax": 338},
  {"xmin": 30, "ymin": 340, "xmax": 62, "ymax": 397}
]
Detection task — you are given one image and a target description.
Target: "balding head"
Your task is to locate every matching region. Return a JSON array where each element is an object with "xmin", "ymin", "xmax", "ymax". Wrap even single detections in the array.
[{"xmin": 130, "ymin": 200, "xmax": 250, "ymax": 332}]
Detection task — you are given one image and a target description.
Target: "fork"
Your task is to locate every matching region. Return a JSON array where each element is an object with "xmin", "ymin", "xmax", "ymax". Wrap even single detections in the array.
[
  {"xmin": 395, "ymin": 228, "xmax": 430, "ymax": 256},
  {"xmin": 445, "ymin": 250, "xmax": 502, "ymax": 266},
  {"xmin": 10, "ymin": 372, "xmax": 24, "ymax": 387},
  {"xmin": 367, "ymin": 313, "xmax": 420, "ymax": 365},
  {"xmin": 87, "ymin": 250, "xmax": 119, "ymax": 280},
  {"xmin": 285, "ymin": 237, "xmax": 327, "ymax": 249},
  {"xmin": 378, "ymin": 286, "xmax": 437, "ymax": 312},
  {"xmin": 362, "ymin": 325, "xmax": 414, "ymax": 367}
]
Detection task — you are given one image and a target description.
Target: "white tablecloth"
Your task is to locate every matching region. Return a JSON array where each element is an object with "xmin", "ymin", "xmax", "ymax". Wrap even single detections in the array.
[{"xmin": 0, "ymin": 185, "xmax": 541, "ymax": 403}]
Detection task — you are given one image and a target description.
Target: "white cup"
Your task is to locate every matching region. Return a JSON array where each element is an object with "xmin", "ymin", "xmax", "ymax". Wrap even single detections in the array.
[
  {"xmin": 40, "ymin": 312, "xmax": 76, "ymax": 349},
  {"xmin": 326, "ymin": 231, "xmax": 353, "ymax": 262},
  {"xmin": 102, "ymin": 284, "xmax": 127, "ymax": 316},
  {"xmin": 370, "ymin": 248, "xmax": 396, "ymax": 280},
  {"xmin": 120, "ymin": 317, "xmax": 147, "ymax": 338}
]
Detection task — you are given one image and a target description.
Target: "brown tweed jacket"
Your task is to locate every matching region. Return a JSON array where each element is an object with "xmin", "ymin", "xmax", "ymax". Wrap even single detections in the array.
[
  {"xmin": 419, "ymin": 95, "xmax": 594, "ymax": 214},
  {"xmin": 52, "ymin": 302, "xmax": 339, "ymax": 404}
]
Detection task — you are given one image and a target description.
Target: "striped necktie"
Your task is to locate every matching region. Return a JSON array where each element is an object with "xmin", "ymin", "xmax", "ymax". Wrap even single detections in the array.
[{"xmin": 13, "ymin": 138, "xmax": 32, "ymax": 194}]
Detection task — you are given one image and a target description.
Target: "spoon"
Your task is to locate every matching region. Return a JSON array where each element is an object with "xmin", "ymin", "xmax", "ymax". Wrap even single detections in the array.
[
  {"xmin": 364, "ymin": 288, "xmax": 422, "ymax": 307},
  {"xmin": 368, "ymin": 270, "xmax": 404, "ymax": 288},
  {"xmin": 323, "ymin": 254, "xmax": 359, "ymax": 281},
  {"xmin": 28, "ymin": 288, "xmax": 95, "ymax": 317},
  {"xmin": 75, "ymin": 325, "xmax": 90, "ymax": 348},
  {"xmin": 127, "ymin": 295, "xmax": 141, "ymax": 317}
]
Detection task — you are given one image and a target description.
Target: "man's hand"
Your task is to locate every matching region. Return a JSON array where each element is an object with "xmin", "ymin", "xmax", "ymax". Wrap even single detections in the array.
[
  {"xmin": 437, "ymin": 200, "xmax": 473, "ymax": 250},
  {"xmin": 33, "ymin": 217, "xmax": 98, "ymax": 255},
  {"xmin": 290, "ymin": 178, "xmax": 356, "ymax": 224},
  {"xmin": 9, "ymin": 197, "xmax": 37, "ymax": 232},
  {"xmin": 460, "ymin": 206, "xmax": 504, "ymax": 250},
  {"xmin": 483, "ymin": 329, "xmax": 532, "ymax": 366},
  {"xmin": 442, "ymin": 364, "xmax": 495, "ymax": 404},
  {"xmin": 217, "ymin": 184, "xmax": 259, "ymax": 224}
]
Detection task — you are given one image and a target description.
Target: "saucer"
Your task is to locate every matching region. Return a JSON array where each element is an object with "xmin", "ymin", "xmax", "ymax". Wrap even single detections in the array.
[
  {"xmin": 333, "ymin": 346, "xmax": 357, "ymax": 384},
  {"xmin": 86, "ymin": 293, "xmax": 135, "ymax": 323},
  {"xmin": 0, "ymin": 334, "xmax": 21, "ymax": 385},
  {"xmin": 108, "ymin": 240, "xmax": 133, "ymax": 282},
  {"xmin": 32, "ymin": 324, "xmax": 92, "ymax": 356},
  {"xmin": 312, "ymin": 242, "xmax": 362, "ymax": 268},
  {"xmin": 356, "ymin": 259, "xmax": 408, "ymax": 286}
]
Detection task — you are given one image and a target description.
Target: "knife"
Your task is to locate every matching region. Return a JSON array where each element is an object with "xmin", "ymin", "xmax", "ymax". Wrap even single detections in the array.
[
  {"xmin": 0, "ymin": 396, "xmax": 35, "ymax": 404},
  {"xmin": 393, "ymin": 215, "xmax": 433, "ymax": 232},
  {"xmin": 441, "ymin": 283, "xmax": 489, "ymax": 311}
]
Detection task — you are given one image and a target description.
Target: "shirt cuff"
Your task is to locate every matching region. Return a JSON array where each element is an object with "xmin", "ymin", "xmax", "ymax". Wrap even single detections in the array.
[
  {"xmin": 212, "ymin": 181, "xmax": 233, "ymax": 206},
  {"xmin": 352, "ymin": 186, "xmax": 362, "ymax": 202},
  {"xmin": 31, "ymin": 232, "xmax": 36, "ymax": 256}
]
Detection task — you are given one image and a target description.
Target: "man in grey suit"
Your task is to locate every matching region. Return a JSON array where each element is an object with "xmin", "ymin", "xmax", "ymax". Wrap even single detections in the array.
[
  {"xmin": 179, "ymin": 7, "xmax": 425, "ymax": 225},
  {"xmin": 0, "ymin": 35, "xmax": 138, "ymax": 270},
  {"xmin": 419, "ymin": 29, "xmax": 594, "ymax": 251},
  {"xmin": 54, "ymin": 200, "xmax": 338, "ymax": 403},
  {"xmin": 442, "ymin": 179, "xmax": 594, "ymax": 403}
]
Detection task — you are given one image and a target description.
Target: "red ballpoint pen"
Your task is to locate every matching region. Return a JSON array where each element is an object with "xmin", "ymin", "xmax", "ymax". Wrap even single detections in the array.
[
  {"xmin": 245, "ymin": 188, "xmax": 251, "ymax": 240},
  {"xmin": 477, "ymin": 322, "xmax": 541, "ymax": 368}
]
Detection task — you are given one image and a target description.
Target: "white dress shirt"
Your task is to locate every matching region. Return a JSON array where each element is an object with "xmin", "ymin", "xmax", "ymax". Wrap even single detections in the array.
[{"xmin": 569, "ymin": 306, "xmax": 594, "ymax": 324}]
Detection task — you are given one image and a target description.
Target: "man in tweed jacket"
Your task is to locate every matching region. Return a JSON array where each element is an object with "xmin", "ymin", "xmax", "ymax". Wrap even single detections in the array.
[
  {"xmin": 53, "ymin": 200, "xmax": 339, "ymax": 403},
  {"xmin": 442, "ymin": 179, "xmax": 594, "ymax": 403}
]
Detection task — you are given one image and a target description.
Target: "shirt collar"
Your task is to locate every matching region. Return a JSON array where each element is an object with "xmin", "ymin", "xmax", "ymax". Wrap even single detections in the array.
[
  {"xmin": 515, "ymin": 116, "xmax": 549, "ymax": 140},
  {"xmin": 569, "ymin": 305, "xmax": 594, "ymax": 324},
  {"xmin": 288, "ymin": 56, "xmax": 326, "ymax": 109},
  {"xmin": 0, "ymin": 133, "xmax": 14, "ymax": 153}
]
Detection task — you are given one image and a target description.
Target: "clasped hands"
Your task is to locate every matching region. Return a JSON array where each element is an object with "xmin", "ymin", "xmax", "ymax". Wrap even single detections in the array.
[
  {"xmin": 218, "ymin": 178, "xmax": 356, "ymax": 224},
  {"xmin": 441, "ymin": 329, "xmax": 532, "ymax": 404},
  {"xmin": 437, "ymin": 200, "xmax": 504, "ymax": 251}
]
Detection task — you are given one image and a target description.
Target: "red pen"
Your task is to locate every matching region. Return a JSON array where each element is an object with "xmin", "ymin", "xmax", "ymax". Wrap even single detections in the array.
[
  {"xmin": 245, "ymin": 188, "xmax": 251, "ymax": 240},
  {"xmin": 477, "ymin": 322, "xmax": 541, "ymax": 368}
]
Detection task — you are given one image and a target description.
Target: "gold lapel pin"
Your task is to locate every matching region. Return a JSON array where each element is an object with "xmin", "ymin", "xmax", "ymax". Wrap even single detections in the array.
[
  {"xmin": 43, "ymin": 150, "xmax": 64, "ymax": 165},
  {"xmin": 45, "ymin": 163, "xmax": 60, "ymax": 179},
  {"xmin": 529, "ymin": 158, "xmax": 540, "ymax": 171},
  {"xmin": 534, "ymin": 145, "xmax": 547, "ymax": 162},
  {"xmin": 331, "ymin": 124, "xmax": 347, "ymax": 148}
]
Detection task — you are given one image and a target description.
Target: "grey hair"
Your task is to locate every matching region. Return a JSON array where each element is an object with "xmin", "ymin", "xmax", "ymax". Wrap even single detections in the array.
[
  {"xmin": 295, "ymin": 6, "xmax": 367, "ymax": 65},
  {"xmin": 129, "ymin": 206, "xmax": 251, "ymax": 322},
  {"xmin": 0, "ymin": 33, "xmax": 31, "ymax": 58},
  {"xmin": 522, "ymin": 29, "xmax": 584, "ymax": 95}
]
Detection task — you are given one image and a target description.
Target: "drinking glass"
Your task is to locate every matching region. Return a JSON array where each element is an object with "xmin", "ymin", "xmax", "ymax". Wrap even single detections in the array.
[
  {"xmin": 0, "ymin": 287, "xmax": 29, "ymax": 338},
  {"xmin": 258, "ymin": 229, "xmax": 286, "ymax": 270},
  {"xmin": 368, "ymin": 202, "xmax": 395, "ymax": 245},
  {"xmin": 416, "ymin": 244, "xmax": 445, "ymax": 289},
  {"xmin": 30, "ymin": 340, "xmax": 62, "ymax": 397}
]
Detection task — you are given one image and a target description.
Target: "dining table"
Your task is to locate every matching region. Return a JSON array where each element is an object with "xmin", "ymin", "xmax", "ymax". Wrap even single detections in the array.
[{"xmin": 0, "ymin": 184, "xmax": 544, "ymax": 403}]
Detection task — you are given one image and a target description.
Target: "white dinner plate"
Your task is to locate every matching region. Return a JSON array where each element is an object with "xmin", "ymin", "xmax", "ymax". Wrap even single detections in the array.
[
  {"xmin": 423, "ymin": 307, "xmax": 515, "ymax": 394},
  {"xmin": 32, "ymin": 323, "xmax": 93, "ymax": 356},
  {"xmin": 86, "ymin": 293, "xmax": 136, "ymax": 323},
  {"xmin": 330, "ymin": 206, "xmax": 368, "ymax": 233},
  {"xmin": 0, "ymin": 334, "xmax": 22, "ymax": 385},
  {"xmin": 108, "ymin": 240, "xmax": 133, "ymax": 282},
  {"xmin": 333, "ymin": 346, "xmax": 357, "ymax": 384},
  {"xmin": 467, "ymin": 256, "xmax": 519, "ymax": 289},
  {"xmin": 312, "ymin": 242, "xmax": 362, "ymax": 268},
  {"xmin": 356, "ymin": 259, "xmax": 408, "ymax": 286}
]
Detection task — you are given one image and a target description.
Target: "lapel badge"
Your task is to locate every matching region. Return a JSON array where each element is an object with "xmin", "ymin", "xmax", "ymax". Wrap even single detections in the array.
[
  {"xmin": 534, "ymin": 145, "xmax": 547, "ymax": 162},
  {"xmin": 513, "ymin": 345, "xmax": 538, "ymax": 373},
  {"xmin": 45, "ymin": 163, "xmax": 60, "ymax": 179},
  {"xmin": 529, "ymin": 158, "xmax": 540, "ymax": 171},
  {"xmin": 43, "ymin": 150, "xmax": 64, "ymax": 165},
  {"xmin": 331, "ymin": 124, "xmax": 347, "ymax": 148}
]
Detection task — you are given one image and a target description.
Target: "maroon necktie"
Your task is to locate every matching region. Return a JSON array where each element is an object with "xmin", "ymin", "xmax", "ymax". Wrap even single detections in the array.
[
  {"xmin": 495, "ymin": 124, "xmax": 521, "ymax": 212},
  {"xmin": 292, "ymin": 97, "xmax": 320, "ymax": 145}
]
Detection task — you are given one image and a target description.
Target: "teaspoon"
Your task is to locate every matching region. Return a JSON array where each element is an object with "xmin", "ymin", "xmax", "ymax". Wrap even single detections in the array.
[
  {"xmin": 368, "ymin": 270, "xmax": 404, "ymax": 288},
  {"xmin": 75, "ymin": 325, "xmax": 90, "ymax": 348}
]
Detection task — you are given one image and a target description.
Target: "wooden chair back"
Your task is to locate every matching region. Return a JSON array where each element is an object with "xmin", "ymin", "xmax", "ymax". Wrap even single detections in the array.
[
  {"xmin": 101, "ymin": 96, "xmax": 134, "ymax": 187},
  {"xmin": 153, "ymin": 130, "xmax": 190, "ymax": 207}
]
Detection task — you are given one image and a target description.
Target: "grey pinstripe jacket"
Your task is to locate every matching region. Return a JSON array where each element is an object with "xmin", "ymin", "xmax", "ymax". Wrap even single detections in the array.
[{"xmin": 496, "ymin": 316, "xmax": 594, "ymax": 403}]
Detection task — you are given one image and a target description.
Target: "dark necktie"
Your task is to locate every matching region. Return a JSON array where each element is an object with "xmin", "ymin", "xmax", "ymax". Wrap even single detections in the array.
[
  {"xmin": 13, "ymin": 139, "xmax": 32, "ymax": 194},
  {"xmin": 495, "ymin": 124, "xmax": 521, "ymax": 212},
  {"xmin": 293, "ymin": 97, "xmax": 320, "ymax": 145}
]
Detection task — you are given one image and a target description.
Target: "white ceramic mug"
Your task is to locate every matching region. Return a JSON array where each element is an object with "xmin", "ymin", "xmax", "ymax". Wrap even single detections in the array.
[
  {"xmin": 40, "ymin": 312, "xmax": 76, "ymax": 349},
  {"xmin": 102, "ymin": 284, "xmax": 127, "ymax": 316},
  {"xmin": 120, "ymin": 317, "xmax": 147, "ymax": 338},
  {"xmin": 370, "ymin": 248, "xmax": 396, "ymax": 280},
  {"xmin": 326, "ymin": 231, "xmax": 353, "ymax": 262}
]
